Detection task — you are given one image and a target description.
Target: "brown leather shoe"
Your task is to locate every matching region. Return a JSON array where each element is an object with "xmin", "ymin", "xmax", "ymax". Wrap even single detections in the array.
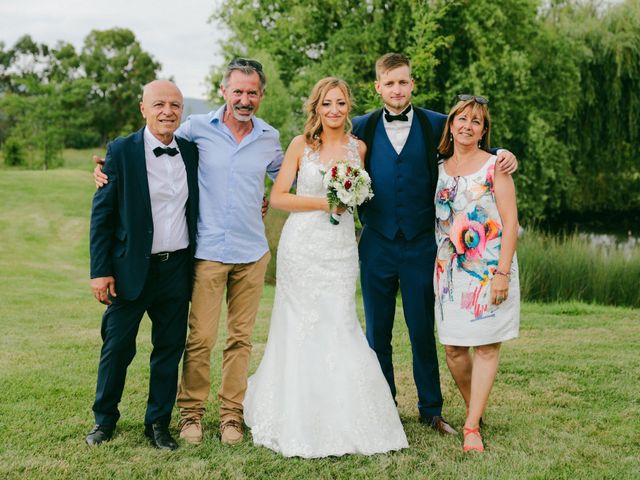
[
  {"xmin": 220, "ymin": 419, "xmax": 243, "ymax": 445},
  {"xmin": 423, "ymin": 415, "xmax": 458, "ymax": 435},
  {"xmin": 178, "ymin": 416, "xmax": 203, "ymax": 445}
]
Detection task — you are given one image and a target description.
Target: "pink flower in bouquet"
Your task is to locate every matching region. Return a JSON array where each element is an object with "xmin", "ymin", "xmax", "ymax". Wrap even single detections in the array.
[
  {"xmin": 331, "ymin": 166, "xmax": 338, "ymax": 178},
  {"xmin": 450, "ymin": 214, "xmax": 486, "ymax": 259},
  {"xmin": 344, "ymin": 179, "xmax": 352, "ymax": 190}
]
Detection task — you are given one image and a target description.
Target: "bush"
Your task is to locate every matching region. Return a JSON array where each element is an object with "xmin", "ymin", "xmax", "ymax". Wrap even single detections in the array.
[{"xmin": 2, "ymin": 137, "xmax": 26, "ymax": 166}]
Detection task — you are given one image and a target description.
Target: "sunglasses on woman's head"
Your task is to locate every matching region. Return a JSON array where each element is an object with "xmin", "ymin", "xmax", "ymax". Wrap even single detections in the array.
[{"xmin": 457, "ymin": 94, "xmax": 489, "ymax": 105}]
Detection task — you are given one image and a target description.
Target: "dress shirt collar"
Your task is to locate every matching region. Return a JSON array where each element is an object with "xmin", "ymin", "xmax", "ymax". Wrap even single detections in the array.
[{"xmin": 143, "ymin": 127, "xmax": 178, "ymax": 151}]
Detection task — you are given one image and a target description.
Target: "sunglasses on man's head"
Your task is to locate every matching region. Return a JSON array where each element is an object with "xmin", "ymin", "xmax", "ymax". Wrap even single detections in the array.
[
  {"xmin": 457, "ymin": 94, "xmax": 489, "ymax": 105},
  {"xmin": 229, "ymin": 58, "xmax": 263, "ymax": 72}
]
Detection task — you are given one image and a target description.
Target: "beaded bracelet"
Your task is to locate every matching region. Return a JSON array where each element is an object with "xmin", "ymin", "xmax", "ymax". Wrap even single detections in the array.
[{"xmin": 494, "ymin": 269, "xmax": 511, "ymax": 277}]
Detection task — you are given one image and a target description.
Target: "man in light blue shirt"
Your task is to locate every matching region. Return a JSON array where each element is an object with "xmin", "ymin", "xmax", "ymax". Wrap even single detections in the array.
[
  {"xmin": 174, "ymin": 59, "xmax": 282, "ymax": 445},
  {"xmin": 176, "ymin": 98, "xmax": 281, "ymax": 263}
]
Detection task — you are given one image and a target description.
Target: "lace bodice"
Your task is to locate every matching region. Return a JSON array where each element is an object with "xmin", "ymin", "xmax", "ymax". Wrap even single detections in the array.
[
  {"xmin": 296, "ymin": 136, "xmax": 362, "ymax": 198},
  {"xmin": 274, "ymin": 136, "xmax": 362, "ymax": 293}
]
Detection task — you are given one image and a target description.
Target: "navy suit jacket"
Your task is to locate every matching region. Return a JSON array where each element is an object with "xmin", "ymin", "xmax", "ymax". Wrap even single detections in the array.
[
  {"xmin": 89, "ymin": 128, "xmax": 199, "ymax": 301},
  {"xmin": 352, "ymin": 107, "xmax": 447, "ymax": 198}
]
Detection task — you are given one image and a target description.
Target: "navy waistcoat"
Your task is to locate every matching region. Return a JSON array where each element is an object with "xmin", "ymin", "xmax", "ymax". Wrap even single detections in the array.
[{"xmin": 360, "ymin": 117, "xmax": 434, "ymax": 240}]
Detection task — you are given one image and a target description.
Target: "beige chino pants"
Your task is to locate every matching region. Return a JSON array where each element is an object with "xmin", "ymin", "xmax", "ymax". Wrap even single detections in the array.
[{"xmin": 177, "ymin": 252, "xmax": 270, "ymax": 423}]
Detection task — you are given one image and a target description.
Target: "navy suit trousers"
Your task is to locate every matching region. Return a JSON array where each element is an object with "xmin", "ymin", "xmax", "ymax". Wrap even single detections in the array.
[
  {"xmin": 359, "ymin": 226, "xmax": 443, "ymax": 418},
  {"xmin": 92, "ymin": 251, "xmax": 190, "ymax": 426}
]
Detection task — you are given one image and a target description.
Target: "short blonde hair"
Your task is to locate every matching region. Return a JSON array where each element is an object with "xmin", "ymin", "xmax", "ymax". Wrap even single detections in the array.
[
  {"xmin": 303, "ymin": 77, "xmax": 353, "ymax": 150},
  {"xmin": 438, "ymin": 99, "xmax": 491, "ymax": 157},
  {"xmin": 375, "ymin": 53, "xmax": 411, "ymax": 79}
]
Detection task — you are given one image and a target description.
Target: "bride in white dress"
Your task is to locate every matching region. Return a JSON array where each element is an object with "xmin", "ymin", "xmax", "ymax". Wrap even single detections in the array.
[{"xmin": 243, "ymin": 78, "xmax": 408, "ymax": 458}]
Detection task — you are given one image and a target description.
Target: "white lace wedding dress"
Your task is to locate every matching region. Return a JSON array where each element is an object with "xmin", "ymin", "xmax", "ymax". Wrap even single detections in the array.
[{"xmin": 243, "ymin": 137, "xmax": 408, "ymax": 458}]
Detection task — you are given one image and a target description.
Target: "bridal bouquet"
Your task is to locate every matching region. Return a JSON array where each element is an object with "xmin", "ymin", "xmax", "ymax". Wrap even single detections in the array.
[{"xmin": 322, "ymin": 160, "xmax": 374, "ymax": 225}]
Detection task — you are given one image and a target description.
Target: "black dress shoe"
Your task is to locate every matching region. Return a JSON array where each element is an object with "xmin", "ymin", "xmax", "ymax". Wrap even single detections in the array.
[
  {"xmin": 144, "ymin": 422, "xmax": 178, "ymax": 450},
  {"xmin": 422, "ymin": 415, "xmax": 458, "ymax": 435},
  {"xmin": 85, "ymin": 424, "xmax": 115, "ymax": 445}
]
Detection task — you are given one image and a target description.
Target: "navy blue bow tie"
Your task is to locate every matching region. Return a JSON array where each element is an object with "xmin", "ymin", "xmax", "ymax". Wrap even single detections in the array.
[
  {"xmin": 384, "ymin": 105, "xmax": 412, "ymax": 122},
  {"xmin": 153, "ymin": 146, "xmax": 179, "ymax": 157}
]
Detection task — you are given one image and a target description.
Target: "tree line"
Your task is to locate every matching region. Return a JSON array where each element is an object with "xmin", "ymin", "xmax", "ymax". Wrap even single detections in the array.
[
  {"xmin": 1, "ymin": 1, "xmax": 638, "ymax": 227},
  {"xmin": 213, "ymin": 0, "xmax": 640, "ymax": 227},
  {"xmin": 0, "ymin": 28, "xmax": 159, "ymax": 168}
]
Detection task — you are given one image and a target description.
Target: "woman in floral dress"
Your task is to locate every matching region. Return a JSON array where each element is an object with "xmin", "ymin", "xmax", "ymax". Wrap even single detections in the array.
[{"xmin": 434, "ymin": 95, "xmax": 520, "ymax": 453}]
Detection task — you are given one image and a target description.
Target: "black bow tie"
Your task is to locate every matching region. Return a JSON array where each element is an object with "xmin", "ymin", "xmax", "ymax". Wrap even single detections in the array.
[
  {"xmin": 153, "ymin": 146, "xmax": 179, "ymax": 157},
  {"xmin": 384, "ymin": 105, "xmax": 412, "ymax": 122}
]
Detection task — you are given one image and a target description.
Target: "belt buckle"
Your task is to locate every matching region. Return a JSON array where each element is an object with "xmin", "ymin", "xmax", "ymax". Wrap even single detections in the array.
[{"xmin": 157, "ymin": 252, "xmax": 170, "ymax": 262}]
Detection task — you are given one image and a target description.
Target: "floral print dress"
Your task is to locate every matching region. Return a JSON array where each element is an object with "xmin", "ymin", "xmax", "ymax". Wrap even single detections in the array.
[{"xmin": 434, "ymin": 155, "xmax": 520, "ymax": 346}]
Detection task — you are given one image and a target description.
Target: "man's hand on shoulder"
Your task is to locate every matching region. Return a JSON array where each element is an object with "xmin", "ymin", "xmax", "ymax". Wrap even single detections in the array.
[
  {"xmin": 91, "ymin": 276, "xmax": 116, "ymax": 305},
  {"xmin": 496, "ymin": 150, "xmax": 518, "ymax": 175}
]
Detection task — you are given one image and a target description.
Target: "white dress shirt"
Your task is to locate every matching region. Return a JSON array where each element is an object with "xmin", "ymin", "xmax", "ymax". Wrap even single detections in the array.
[
  {"xmin": 382, "ymin": 105, "xmax": 414, "ymax": 154},
  {"xmin": 143, "ymin": 127, "xmax": 189, "ymax": 254}
]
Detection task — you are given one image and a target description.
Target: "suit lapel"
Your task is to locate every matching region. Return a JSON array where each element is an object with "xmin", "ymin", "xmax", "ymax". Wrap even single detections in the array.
[
  {"xmin": 413, "ymin": 108, "xmax": 439, "ymax": 193},
  {"xmin": 176, "ymin": 137, "xmax": 197, "ymax": 195},
  {"xmin": 363, "ymin": 109, "xmax": 383, "ymax": 174},
  {"xmin": 131, "ymin": 128, "xmax": 153, "ymax": 219}
]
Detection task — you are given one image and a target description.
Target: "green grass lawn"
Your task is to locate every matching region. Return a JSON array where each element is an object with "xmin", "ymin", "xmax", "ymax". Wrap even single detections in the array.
[
  {"xmin": 0, "ymin": 147, "xmax": 107, "ymax": 171},
  {"xmin": 60, "ymin": 148, "xmax": 107, "ymax": 171},
  {"xmin": 1, "ymin": 169, "xmax": 639, "ymax": 479}
]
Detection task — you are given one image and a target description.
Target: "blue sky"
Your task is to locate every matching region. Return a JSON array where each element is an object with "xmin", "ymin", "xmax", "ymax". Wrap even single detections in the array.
[{"xmin": 0, "ymin": 0, "xmax": 225, "ymax": 99}]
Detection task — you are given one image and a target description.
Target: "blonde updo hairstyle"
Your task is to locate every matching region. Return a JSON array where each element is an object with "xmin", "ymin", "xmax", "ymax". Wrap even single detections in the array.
[{"xmin": 303, "ymin": 77, "xmax": 353, "ymax": 150}]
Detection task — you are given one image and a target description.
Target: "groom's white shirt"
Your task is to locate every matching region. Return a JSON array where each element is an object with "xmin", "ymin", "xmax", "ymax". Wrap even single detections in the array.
[{"xmin": 383, "ymin": 105, "xmax": 414, "ymax": 154}]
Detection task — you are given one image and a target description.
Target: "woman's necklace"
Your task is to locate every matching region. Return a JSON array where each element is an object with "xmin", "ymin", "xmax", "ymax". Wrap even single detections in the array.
[{"xmin": 451, "ymin": 149, "xmax": 482, "ymax": 176}]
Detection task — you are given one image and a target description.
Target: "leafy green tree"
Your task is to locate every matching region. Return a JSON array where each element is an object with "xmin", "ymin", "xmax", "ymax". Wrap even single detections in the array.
[
  {"xmin": 1, "ymin": 81, "xmax": 65, "ymax": 169},
  {"xmin": 80, "ymin": 28, "xmax": 161, "ymax": 143},
  {"xmin": 0, "ymin": 35, "xmax": 53, "ymax": 94},
  {"xmin": 0, "ymin": 28, "xmax": 161, "ymax": 158},
  {"xmin": 0, "ymin": 36, "xmax": 98, "ymax": 151},
  {"xmin": 558, "ymin": 0, "xmax": 640, "ymax": 217},
  {"xmin": 213, "ymin": 0, "xmax": 451, "ymax": 117},
  {"xmin": 212, "ymin": 0, "xmax": 640, "ymax": 226}
]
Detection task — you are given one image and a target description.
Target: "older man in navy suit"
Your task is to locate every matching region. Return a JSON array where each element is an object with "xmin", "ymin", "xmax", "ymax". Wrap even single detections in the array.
[
  {"xmin": 86, "ymin": 80, "xmax": 199, "ymax": 450},
  {"xmin": 352, "ymin": 53, "xmax": 516, "ymax": 434}
]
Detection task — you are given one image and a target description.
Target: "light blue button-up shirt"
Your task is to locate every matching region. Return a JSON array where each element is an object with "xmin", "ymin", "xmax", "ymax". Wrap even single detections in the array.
[{"xmin": 176, "ymin": 106, "xmax": 283, "ymax": 263}]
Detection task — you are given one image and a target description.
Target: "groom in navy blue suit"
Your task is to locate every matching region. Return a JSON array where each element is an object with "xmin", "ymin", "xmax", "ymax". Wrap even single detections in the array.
[{"xmin": 352, "ymin": 53, "xmax": 515, "ymax": 433}]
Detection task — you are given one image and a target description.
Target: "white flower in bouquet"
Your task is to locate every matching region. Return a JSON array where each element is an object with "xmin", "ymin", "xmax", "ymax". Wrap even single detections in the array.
[{"xmin": 322, "ymin": 160, "xmax": 374, "ymax": 225}]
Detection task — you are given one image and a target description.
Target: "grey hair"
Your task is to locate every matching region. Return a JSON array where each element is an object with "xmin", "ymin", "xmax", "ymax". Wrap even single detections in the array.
[{"xmin": 221, "ymin": 65, "xmax": 267, "ymax": 92}]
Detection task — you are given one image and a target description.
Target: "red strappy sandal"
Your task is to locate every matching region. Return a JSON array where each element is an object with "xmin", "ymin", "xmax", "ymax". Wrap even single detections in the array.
[
  {"xmin": 466, "ymin": 408, "xmax": 484, "ymax": 428},
  {"xmin": 463, "ymin": 426, "xmax": 485, "ymax": 452}
]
